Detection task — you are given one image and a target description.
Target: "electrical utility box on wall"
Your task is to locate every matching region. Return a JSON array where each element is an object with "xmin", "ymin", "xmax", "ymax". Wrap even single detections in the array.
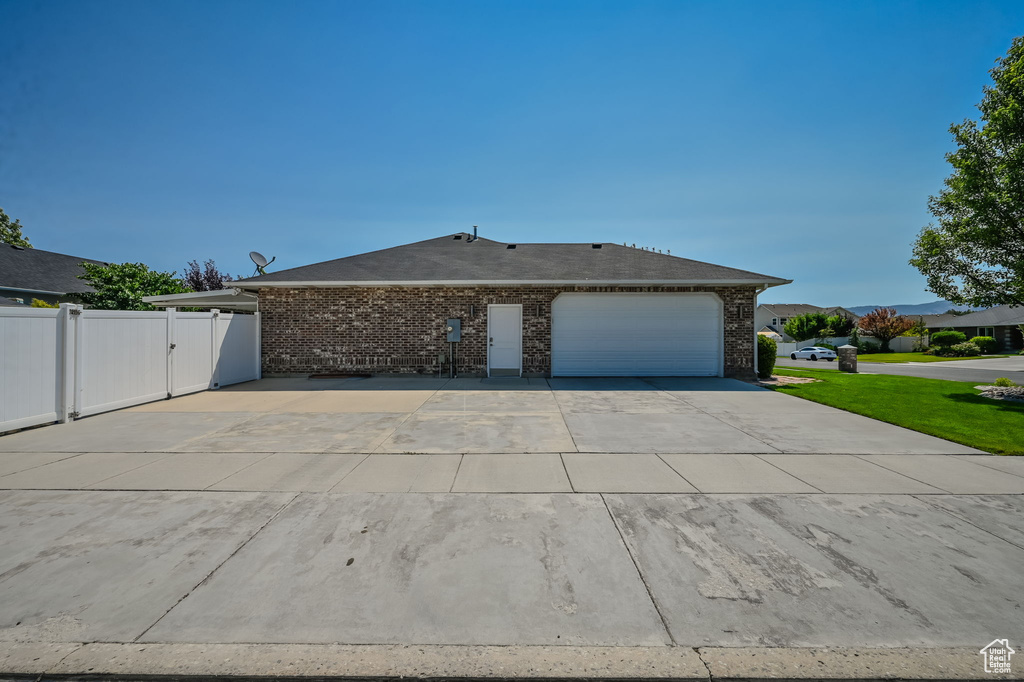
[{"xmin": 446, "ymin": 318, "xmax": 461, "ymax": 342}]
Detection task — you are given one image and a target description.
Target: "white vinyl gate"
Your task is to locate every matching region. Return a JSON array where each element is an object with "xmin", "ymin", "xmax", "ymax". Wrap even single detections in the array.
[{"xmin": 1, "ymin": 304, "xmax": 261, "ymax": 432}]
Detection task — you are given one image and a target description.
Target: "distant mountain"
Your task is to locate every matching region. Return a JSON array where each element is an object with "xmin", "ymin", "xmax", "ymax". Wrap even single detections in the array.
[{"xmin": 846, "ymin": 301, "xmax": 979, "ymax": 316}]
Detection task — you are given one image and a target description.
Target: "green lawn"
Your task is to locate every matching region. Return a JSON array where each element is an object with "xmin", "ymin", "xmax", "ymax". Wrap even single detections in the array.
[
  {"xmin": 854, "ymin": 352, "xmax": 1009, "ymax": 363},
  {"xmin": 772, "ymin": 367, "xmax": 1024, "ymax": 455}
]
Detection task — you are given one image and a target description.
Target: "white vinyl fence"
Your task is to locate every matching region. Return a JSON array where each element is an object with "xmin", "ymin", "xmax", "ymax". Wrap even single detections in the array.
[
  {"xmin": 1, "ymin": 304, "xmax": 260, "ymax": 433},
  {"xmin": 775, "ymin": 336, "xmax": 927, "ymax": 357}
]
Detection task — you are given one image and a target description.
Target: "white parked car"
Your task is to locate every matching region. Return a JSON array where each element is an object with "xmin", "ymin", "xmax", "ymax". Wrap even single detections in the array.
[{"xmin": 790, "ymin": 346, "xmax": 837, "ymax": 362}]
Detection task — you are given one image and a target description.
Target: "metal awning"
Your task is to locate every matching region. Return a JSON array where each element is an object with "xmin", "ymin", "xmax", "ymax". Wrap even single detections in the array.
[{"xmin": 142, "ymin": 289, "xmax": 258, "ymax": 311}]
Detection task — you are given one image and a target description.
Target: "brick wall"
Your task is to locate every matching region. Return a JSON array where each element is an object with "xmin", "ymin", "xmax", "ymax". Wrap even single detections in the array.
[{"xmin": 259, "ymin": 285, "xmax": 757, "ymax": 379}]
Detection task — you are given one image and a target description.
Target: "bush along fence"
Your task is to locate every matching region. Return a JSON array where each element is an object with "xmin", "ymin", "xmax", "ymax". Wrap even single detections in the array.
[{"xmin": 1, "ymin": 304, "xmax": 261, "ymax": 433}]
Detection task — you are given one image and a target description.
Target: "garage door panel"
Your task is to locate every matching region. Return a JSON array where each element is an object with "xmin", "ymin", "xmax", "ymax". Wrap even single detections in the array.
[{"xmin": 552, "ymin": 294, "xmax": 721, "ymax": 377}]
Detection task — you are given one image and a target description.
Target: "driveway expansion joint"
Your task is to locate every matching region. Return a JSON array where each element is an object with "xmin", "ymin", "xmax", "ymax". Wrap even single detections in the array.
[{"xmin": 130, "ymin": 492, "xmax": 302, "ymax": 643}]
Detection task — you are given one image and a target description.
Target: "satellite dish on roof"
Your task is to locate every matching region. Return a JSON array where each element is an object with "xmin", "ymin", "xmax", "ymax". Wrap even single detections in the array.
[{"xmin": 249, "ymin": 250, "xmax": 276, "ymax": 276}]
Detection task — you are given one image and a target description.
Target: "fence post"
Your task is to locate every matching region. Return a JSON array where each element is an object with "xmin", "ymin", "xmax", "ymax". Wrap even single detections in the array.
[
  {"xmin": 210, "ymin": 309, "xmax": 221, "ymax": 389},
  {"xmin": 58, "ymin": 303, "xmax": 79, "ymax": 422},
  {"xmin": 255, "ymin": 311, "xmax": 262, "ymax": 380},
  {"xmin": 166, "ymin": 307, "xmax": 176, "ymax": 398}
]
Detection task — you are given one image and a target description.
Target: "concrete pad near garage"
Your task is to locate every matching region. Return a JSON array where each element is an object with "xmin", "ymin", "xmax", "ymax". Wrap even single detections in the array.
[
  {"xmin": 760, "ymin": 455, "xmax": 945, "ymax": 494},
  {"xmin": 564, "ymin": 412, "xmax": 779, "ymax": 454},
  {"xmin": 140, "ymin": 493, "xmax": 671, "ymax": 646},
  {"xmin": 552, "ymin": 390, "xmax": 695, "ymax": 414},
  {"xmin": 604, "ymin": 493, "xmax": 1024, "ymax": 647},
  {"xmin": 176, "ymin": 412, "xmax": 406, "ymax": 453},
  {"xmin": 270, "ymin": 390, "xmax": 436, "ymax": 414},
  {"xmin": 0, "ymin": 490, "xmax": 294, "ymax": 642},
  {"xmin": 669, "ymin": 389, "xmax": 839, "ymax": 416},
  {"xmin": 0, "ymin": 452, "xmax": 82, "ymax": 477},
  {"xmin": 442, "ymin": 377, "xmax": 551, "ymax": 390},
  {"xmin": 452, "ymin": 454, "xmax": 572, "ymax": 493},
  {"xmin": 419, "ymin": 390, "xmax": 561, "ymax": 414},
  {"xmin": 562, "ymin": 454, "xmax": 697, "ymax": 492},
  {"xmin": 0, "ymin": 412, "xmax": 255, "ymax": 453},
  {"xmin": 955, "ymin": 454, "xmax": 1024, "ymax": 477},
  {"xmin": 723, "ymin": 412, "xmax": 985, "ymax": 455},
  {"xmin": 548, "ymin": 377, "xmax": 661, "ymax": 391},
  {"xmin": 93, "ymin": 453, "xmax": 273, "ymax": 490},
  {"xmin": 377, "ymin": 413, "xmax": 576, "ymax": 453},
  {"xmin": 0, "ymin": 452, "xmax": 173, "ymax": 489},
  {"xmin": 644, "ymin": 377, "xmax": 764, "ymax": 393},
  {"xmin": 328, "ymin": 376, "xmax": 452, "ymax": 391},
  {"xmin": 127, "ymin": 390, "xmax": 310, "ymax": 413},
  {"xmin": 859, "ymin": 454, "xmax": 1024, "ymax": 494},
  {"xmin": 210, "ymin": 453, "xmax": 367, "ymax": 492},
  {"xmin": 331, "ymin": 454, "xmax": 461, "ymax": 492},
  {"xmin": 917, "ymin": 495, "xmax": 1024, "ymax": 548},
  {"xmin": 660, "ymin": 454, "xmax": 819, "ymax": 493}
]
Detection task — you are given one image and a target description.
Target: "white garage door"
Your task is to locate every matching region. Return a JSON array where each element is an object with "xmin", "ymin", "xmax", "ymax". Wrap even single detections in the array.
[{"xmin": 551, "ymin": 293, "xmax": 722, "ymax": 376}]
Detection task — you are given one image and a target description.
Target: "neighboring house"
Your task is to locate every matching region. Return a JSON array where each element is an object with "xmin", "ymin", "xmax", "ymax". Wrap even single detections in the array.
[
  {"xmin": 0, "ymin": 243, "xmax": 107, "ymax": 305},
  {"xmin": 922, "ymin": 305, "xmax": 1024, "ymax": 352},
  {"xmin": 0, "ymin": 295, "xmax": 28, "ymax": 307},
  {"xmin": 231, "ymin": 233, "xmax": 790, "ymax": 378},
  {"xmin": 755, "ymin": 303, "xmax": 859, "ymax": 341}
]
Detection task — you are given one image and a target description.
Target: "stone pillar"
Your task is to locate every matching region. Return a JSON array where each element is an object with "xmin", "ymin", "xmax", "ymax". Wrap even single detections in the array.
[{"xmin": 837, "ymin": 344, "xmax": 858, "ymax": 373}]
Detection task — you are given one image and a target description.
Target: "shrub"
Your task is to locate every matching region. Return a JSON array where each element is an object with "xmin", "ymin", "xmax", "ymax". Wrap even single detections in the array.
[
  {"xmin": 994, "ymin": 377, "xmax": 1018, "ymax": 387},
  {"xmin": 931, "ymin": 330, "xmax": 967, "ymax": 348},
  {"xmin": 817, "ymin": 342, "xmax": 837, "ymax": 350},
  {"xmin": 969, "ymin": 336, "xmax": 997, "ymax": 354},
  {"xmin": 30, "ymin": 298, "xmax": 59, "ymax": 308},
  {"xmin": 948, "ymin": 342, "xmax": 981, "ymax": 357},
  {"xmin": 858, "ymin": 340, "xmax": 880, "ymax": 354},
  {"xmin": 757, "ymin": 335, "xmax": 777, "ymax": 380}
]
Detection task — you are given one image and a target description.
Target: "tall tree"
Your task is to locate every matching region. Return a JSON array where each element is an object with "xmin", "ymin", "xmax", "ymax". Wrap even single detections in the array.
[
  {"xmin": 183, "ymin": 259, "xmax": 235, "ymax": 291},
  {"xmin": 77, "ymin": 262, "xmax": 190, "ymax": 310},
  {"xmin": 910, "ymin": 36, "xmax": 1024, "ymax": 307},
  {"xmin": 0, "ymin": 208, "xmax": 32, "ymax": 248},
  {"xmin": 858, "ymin": 307, "xmax": 914, "ymax": 352},
  {"xmin": 783, "ymin": 312, "xmax": 830, "ymax": 342}
]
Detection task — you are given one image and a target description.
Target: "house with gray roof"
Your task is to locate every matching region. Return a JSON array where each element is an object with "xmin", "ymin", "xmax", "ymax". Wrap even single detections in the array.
[
  {"xmin": 920, "ymin": 305, "xmax": 1024, "ymax": 352},
  {"xmin": 0, "ymin": 243, "xmax": 107, "ymax": 305},
  {"xmin": 755, "ymin": 303, "xmax": 859, "ymax": 341},
  {"xmin": 229, "ymin": 232, "xmax": 790, "ymax": 379}
]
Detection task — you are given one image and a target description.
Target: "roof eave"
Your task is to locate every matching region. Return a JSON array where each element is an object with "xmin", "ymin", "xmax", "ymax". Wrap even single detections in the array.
[{"xmin": 233, "ymin": 278, "xmax": 793, "ymax": 290}]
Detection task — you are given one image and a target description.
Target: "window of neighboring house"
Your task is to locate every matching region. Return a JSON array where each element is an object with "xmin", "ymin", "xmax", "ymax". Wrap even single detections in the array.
[
  {"xmin": 772, "ymin": 318, "xmax": 778, "ymax": 326},
  {"xmin": 978, "ymin": 327, "xmax": 995, "ymax": 338}
]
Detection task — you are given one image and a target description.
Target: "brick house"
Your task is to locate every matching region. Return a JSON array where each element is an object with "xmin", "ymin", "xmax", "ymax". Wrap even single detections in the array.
[
  {"xmin": 920, "ymin": 305, "xmax": 1024, "ymax": 352},
  {"xmin": 232, "ymin": 233, "xmax": 790, "ymax": 379}
]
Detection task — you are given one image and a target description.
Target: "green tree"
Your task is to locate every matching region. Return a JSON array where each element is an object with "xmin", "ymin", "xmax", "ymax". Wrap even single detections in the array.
[
  {"xmin": 0, "ymin": 208, "xmax": 31, "ymax": 247},
  {"xmin": 822, "ymin": 314, "xmax": 855, "ymax": 337},
  {"xmin": 783, "ymin": 312, "xmax": 830, "ymax": 342},
  {"xmin": 77, "ymin": 262, "xmax": 190, "ymax": 310},
  {"xmin": 910, "ymin": 36, "xmax": 1024, "ymax": 307}
]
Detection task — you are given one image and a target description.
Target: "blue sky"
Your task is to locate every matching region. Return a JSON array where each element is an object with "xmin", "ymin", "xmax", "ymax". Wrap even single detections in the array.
[{"xmin": 1, "ymin": 1, "xmax": 1021, "ymax": 306}]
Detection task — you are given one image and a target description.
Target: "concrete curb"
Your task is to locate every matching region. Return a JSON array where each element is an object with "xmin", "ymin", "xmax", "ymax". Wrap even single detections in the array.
[{"xmin": 0, "ymin": 643, "xmax": 1018, "ymax": 680}]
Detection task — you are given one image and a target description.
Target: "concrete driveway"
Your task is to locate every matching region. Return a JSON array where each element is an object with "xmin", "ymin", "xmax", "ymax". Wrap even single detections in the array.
[
  {"xmin": 0, "ymin": 376, "xmax": 988, "ymax": 495},
  {"xmin": 2, "ymin": 377, "xmax": 1022, "ymax": 679}
]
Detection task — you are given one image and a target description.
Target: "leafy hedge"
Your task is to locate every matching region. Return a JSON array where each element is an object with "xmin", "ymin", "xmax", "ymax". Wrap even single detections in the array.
[
  {"xmin": 931, "ymin": 330, "xmax": 967, "ymax": 348},
  {"xmin": 969, "ymin": 336, "xmax": 997, "ymax": 354},
  {"xmin": 757, "ymin": 335, "xmax": 777, "ymax": 380}
]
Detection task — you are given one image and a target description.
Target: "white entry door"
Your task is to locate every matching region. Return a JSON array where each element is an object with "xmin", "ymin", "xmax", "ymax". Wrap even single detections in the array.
[{"xmin": 487, "ymin": 304, "xmax": 523, "ymax": 376}]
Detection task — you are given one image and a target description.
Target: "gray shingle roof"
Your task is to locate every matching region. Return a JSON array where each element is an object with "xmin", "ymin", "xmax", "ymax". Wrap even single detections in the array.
[
  {"xmin": 0, "ymin": 295, "xmax": 27, "ymax": 307},
  {"xmin": 234, "ymin": 234, "xmax": 790, "ymax": 287},
  {"xmin": 0, "ymin": 243, "xmax": 107, "ymax": 294},
  {"xmin": 758, "ymin": 303, "xmax": 825, "ymax": 317},
  {"xmin": 925, "ymin": 305, "xmax": 1024, "ymax": 328}
]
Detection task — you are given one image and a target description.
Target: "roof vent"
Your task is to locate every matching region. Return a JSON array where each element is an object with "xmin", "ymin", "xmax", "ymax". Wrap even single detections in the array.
[
  {"xmin": 591, "ymin": 243, "xmax": 602, "ymax": 249},
  {"xmin": 506, "ymin": 244, "xmax": 517, "ymax": 249},
  {"xmin": 453, "ymin": 234, "xmax": 463, "ymax": 240}
]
